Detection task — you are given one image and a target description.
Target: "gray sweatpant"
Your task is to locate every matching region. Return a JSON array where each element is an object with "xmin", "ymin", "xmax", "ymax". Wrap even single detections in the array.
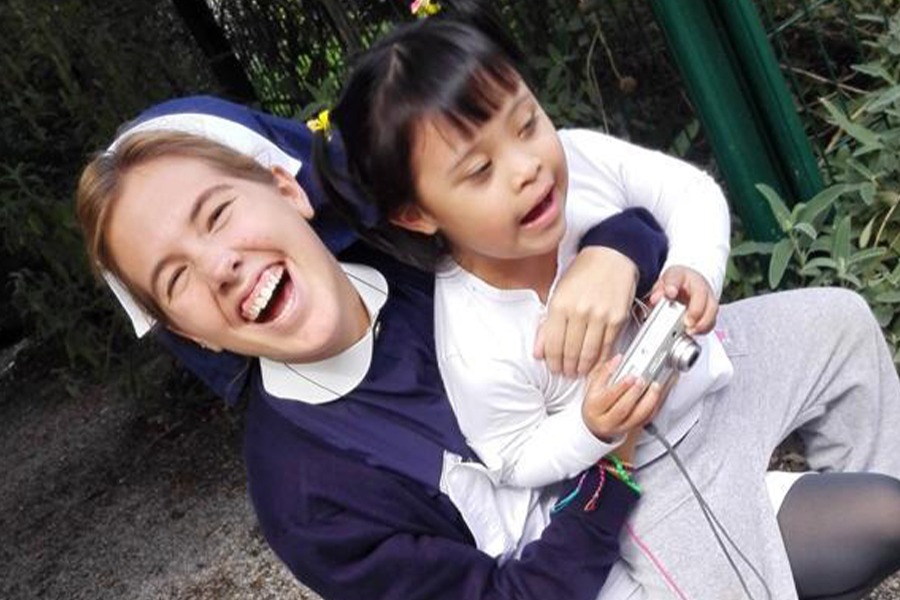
[{"xmin": 610, "ymin": 288, "xmax": 900, "ymax": 600}]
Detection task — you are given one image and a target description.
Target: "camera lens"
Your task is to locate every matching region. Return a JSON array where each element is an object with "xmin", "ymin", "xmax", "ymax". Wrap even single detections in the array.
[{"xmin": 669, "ymin": 336, "xmax": 701, "ymax": 372}]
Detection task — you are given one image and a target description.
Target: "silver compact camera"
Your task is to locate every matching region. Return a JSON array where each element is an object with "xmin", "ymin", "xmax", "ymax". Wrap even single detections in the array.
[{"xmin": 612, "ymin": 299, "xmax": 701, "ymax": 389}]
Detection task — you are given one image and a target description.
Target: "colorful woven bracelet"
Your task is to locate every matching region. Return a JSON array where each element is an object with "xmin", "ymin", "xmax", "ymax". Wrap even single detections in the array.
[{"xmin": 602, "ymin": 455, "xmax": 642, "ymax": 495}]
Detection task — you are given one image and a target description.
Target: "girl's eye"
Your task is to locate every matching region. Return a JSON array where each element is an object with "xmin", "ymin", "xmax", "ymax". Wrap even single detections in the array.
[
  {"xmin": 467, "ymin": 161, "xmax": 492, "ymax": 181},
  {"xmin": 166, "ymin": 266, "xmax": 186, "ymax": 301},
  {"xmin": 207, "ymin": 200, "xmax": 232, "ymax": 231},
  {"xmin": 520, "ymin": 112, "xmax": 537, "ymax": 137}
]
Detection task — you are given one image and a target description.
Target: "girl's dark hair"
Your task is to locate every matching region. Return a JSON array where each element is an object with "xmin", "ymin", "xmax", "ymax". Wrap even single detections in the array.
[{"xmin": 313, "ymin": 1, "xmax": 526, "ymax": 270}]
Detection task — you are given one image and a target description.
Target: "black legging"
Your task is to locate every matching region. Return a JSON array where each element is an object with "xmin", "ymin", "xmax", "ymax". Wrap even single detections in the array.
[{"xmin": 778, "ymin": 472, "xmax": 900, "ymax": 599}]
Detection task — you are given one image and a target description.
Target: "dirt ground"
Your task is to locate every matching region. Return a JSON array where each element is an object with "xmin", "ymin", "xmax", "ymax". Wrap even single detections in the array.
[
  {"xmin": 0, "ymin": 347, "xmax": 319, "ymax": 600},
  {"xmin": 1, "ymin": 344, "xmax": 897, "ymax": 600}
]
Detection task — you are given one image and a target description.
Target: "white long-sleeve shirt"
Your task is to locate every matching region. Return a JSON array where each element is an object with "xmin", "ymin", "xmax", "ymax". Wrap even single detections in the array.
[{"xmin": 435, "ymin": 129, "xmax": 734, "ymax": 489}]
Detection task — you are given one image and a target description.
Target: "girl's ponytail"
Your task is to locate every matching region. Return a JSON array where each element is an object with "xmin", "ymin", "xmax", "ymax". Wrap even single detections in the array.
[{"xmin": 312, "ymin": 130, "xmax": 446, "ymax": 270}]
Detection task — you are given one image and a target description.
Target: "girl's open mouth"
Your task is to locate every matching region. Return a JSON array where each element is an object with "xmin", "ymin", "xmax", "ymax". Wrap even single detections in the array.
[
  {"xmin": 520, "ymin": 191, "xmax": 555, "ymax": 227},
  {"xmin": 241, "ymin": 265, "xmax": 292, "ymax": 323}
]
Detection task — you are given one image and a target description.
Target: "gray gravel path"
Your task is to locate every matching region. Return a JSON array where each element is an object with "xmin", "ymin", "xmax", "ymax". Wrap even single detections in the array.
[{"xmin": 0, "ymin": 359, "xmax": 319, "ymax": 600}]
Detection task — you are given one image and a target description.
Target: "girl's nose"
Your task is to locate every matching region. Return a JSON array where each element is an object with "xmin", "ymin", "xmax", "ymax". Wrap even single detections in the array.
[{"xmin": 512, "ymin": 152, "xmax": 541, "ymax": 190}]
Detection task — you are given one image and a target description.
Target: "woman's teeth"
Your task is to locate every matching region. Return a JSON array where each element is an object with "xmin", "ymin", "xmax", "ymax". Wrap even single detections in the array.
[{"xmin": 242, "ymin": 266, "xmax": 285, "ymax": 321}]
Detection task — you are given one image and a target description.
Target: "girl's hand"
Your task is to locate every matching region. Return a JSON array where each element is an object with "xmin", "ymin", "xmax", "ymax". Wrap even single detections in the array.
[
  {"xmin": 534, "ymin": 247, "xmax": 638, "ymax": 377},
  {"xmin": 581, "ymin": 354, "xmax": 665, "ymax": 443},
  {"xmin": 649, "ymin": 265, "xmax": 718, "ymax": 335}
]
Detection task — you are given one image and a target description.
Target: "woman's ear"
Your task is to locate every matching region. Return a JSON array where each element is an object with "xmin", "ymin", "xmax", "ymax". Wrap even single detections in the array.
[
  {"xmin": 271, "ymin": 165, "xmax": 314, "ymax": 219},
  {"xmin": 390, "ymin": 203, "xmax": 440, "ymax": 235}
]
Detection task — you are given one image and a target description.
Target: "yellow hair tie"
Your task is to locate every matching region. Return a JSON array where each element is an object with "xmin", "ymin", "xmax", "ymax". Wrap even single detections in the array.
[
  {"xmin": 306, "ymin": 109, "xmax": 331, "ymax": 134},
  {"xmin": 410, "ymin": 0, "xmax": 441, "ymax": 18}
]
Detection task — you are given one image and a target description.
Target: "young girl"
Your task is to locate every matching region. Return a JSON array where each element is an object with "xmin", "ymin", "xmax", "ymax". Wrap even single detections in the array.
[
  {"xmin": 317, "ymin": 16, "xmax": 730, "ymax": 485},
  {"xmin": 316, "ymin": 9, "xmax": 900, "ymax": 600}
]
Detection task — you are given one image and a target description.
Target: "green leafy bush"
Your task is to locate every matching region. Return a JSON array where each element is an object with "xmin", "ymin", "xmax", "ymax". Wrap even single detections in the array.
[
  {"xmin": 728, "ymin": 11, "xmax": 900, "ymax": 361},
  {"xmin": 0, "ymin": 0, "xmax": 213, "ymax": 376}
]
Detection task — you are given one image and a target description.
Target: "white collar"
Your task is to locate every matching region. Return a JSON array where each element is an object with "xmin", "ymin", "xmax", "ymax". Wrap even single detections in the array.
[
  {"xmin": 104, "ymin": 112, "xmax": 304, "ymax": 337},
  {"xmin": 258, "ymin": 263, "xmax": 388, "ymax": 404}
]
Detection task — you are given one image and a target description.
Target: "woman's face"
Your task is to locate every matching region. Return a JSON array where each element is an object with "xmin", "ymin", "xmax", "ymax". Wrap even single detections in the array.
[{"xmin": 107, "ymin": 156, "xmax": 365, "ymax": 363}]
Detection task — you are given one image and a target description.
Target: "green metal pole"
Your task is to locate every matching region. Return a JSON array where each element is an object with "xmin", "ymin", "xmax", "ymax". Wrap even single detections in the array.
[
  {"xmin": 649, "ymin": 0, "xmax": 783, "ymax": 240},
  {"xmin": 714, "ymin": 0, "xmax": 824, "ymax": 201}
]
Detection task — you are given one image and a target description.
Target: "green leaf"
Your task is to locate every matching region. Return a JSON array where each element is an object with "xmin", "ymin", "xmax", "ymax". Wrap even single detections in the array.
[
  {"xmin": 839, "ymin": 272, "xmax": 863, "ymax": 288},
  {"xmin": 852, "ymin": 62, "xmax": 896, "ymax": 85},
  {"xmin": 832, "ymin": 215, "xmax": 852, "ymax": 262},
  {"xmin": 809, "ymin": 236, "xmax": 831, "ymax": 254},
  {"xmin": 891, "ymin": 230, "xmax": 900, "ymax": 253},
  {"xmin": 860, "ymin": 215, "xmax": 877, "ymax": 248},
  {"xmin": 821, "ymin": 98, "xmax": 884, "ymax": 149},
  {"xmin": 792, "ymin": 222, "xmax": 817, "ymax": 239},
  {"xmin": 861, "ymin": 182, "xmax": 878, "ymax": 205},
  {"xmin": 798, "ymin": 263, "xmax": 823, "ymax": 277},
  {"xmin": 848, "ymin": 247, "xmax": 887, "ymax": 265},
  {"xmin": 669, "ymin": 119, "xmax": 700, "ymax": 158},
  {"xmin": 546, "ymin": 64, "xmax": 562, "ymax": 91},
  {"xmin": 888, "ymin": 265, "xmax": 900, "ymax": 287},
  {"xmin": 872, "ymin": 304, "xmax": 895, "ymax": 327},
  {"xmin": 547, "ymin": 44, "xmax": 564, "ymax": 64},
  {"xmin": 725, "ymin": 256, "xmax": 741, "ymax": 283},
  {"xmin": 768, "ymin": 238, "xmax": 793, "ymax": 289},
  {"xmin": 874, "ymin": 290, "xmax": 900, "ymax": 303},
  {"xmin": 867, "ymin": 85, "xmax": 900, "ymax": 112},
  {"xmin": 803, "ymin": 257, "xmax": 839, "ymax": 271},
  {"xmin": 890, "ymin": 39, "xmax": 900, "ymax": 56},
  {"xmin": 846, "ymin": 157, "xmax": 879, "ymax": 182},
  {"xmin": 730, "ymin": 240, "xmax": 775, "ymax": 257},
  {"xmin": 756, "ymin": 183, "xmax": 793, "ymax": 231}
]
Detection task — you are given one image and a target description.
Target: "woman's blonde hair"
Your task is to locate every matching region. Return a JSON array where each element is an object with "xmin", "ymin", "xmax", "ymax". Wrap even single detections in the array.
[{"xmin": 76, "ymin": 129, "xmax": 277, "ymax": 323}]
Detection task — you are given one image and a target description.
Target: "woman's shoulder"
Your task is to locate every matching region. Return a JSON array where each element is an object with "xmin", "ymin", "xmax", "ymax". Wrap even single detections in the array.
[{"xmin": 339, "ymin": 242, "xmax": 435, "ymax": 291}]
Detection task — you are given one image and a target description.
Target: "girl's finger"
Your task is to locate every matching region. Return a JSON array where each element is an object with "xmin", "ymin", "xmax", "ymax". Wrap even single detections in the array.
[
  {"xmin": 684, "ymin": 282, "xmax": 707, "ymax": 332},
  {"xmin": 622, "ymin": 382, "xmax": 663, "ymax": 429},
  {"xmin": 601, "ymin": 377, "xmax": 646, "ymax": 426},
  {"xmin": 584, "ymin": 370, "xmax": 634, "ymax": 421},
  {"xmin": 662, "ymin": 269, "xmax": 685, "ymax": 300},
  {"xmin": 695, "ymin": 295, "xmax": 719, "ymax": 334},
  {"xmin": 648, "ymin": 280, "xmax": 665, "ymax": 307},
  {"xmin": 587, "ymin": 353, "xmax": 623, "ymax": 389}
]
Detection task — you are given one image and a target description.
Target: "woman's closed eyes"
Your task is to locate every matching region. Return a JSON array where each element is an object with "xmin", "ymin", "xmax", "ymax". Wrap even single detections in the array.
[{"xmin": 206, "ymin": 198, "xmax": 234, "ymax": 232}]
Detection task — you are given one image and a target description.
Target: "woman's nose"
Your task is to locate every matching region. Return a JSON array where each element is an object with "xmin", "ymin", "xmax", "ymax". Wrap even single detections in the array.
[{"xmin": 199, "ymin": 246, "xmax": 242, "ymax": 291}]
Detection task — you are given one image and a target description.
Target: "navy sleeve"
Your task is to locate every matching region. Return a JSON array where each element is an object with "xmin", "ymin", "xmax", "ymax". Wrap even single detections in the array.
[
  {"xmin": 578, "ymin": 207, "xmax": 668, "ymax": 297},
  {"xmin": 245, "ymin": 395, "xmax": 638, "ymax": 600},
  {"xmin": 292, "ymin": 479, "xmax": 635, "ymax": 600}
]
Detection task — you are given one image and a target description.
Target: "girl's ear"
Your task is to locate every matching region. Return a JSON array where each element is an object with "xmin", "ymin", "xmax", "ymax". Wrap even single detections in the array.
[
  {"xmin": 390, "ymin": 203, "xmax": 440, "ymax": 235},
  {"xmin": 271, "ymin": 165, "xmax": 314, "ymax": 219}
]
